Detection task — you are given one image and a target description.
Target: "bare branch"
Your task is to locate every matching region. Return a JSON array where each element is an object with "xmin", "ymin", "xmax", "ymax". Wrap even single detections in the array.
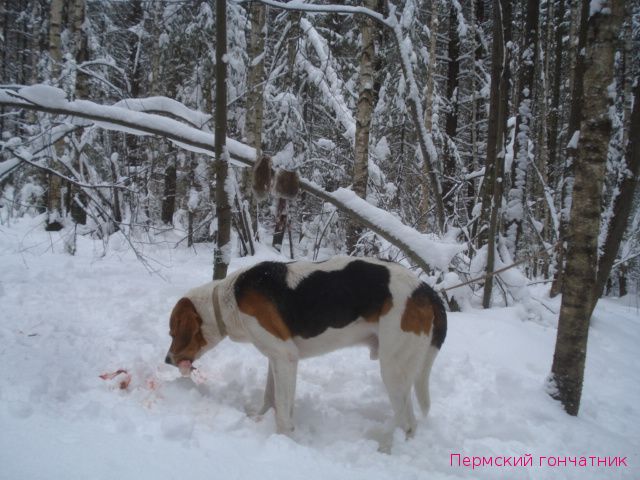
[
  {"xmin": 4, "ymin": 146, "xmax": 133, "ymax": 191},
  {"xmin": 0, "ymin": 124, "xmax": 83, "ymax": 180}
]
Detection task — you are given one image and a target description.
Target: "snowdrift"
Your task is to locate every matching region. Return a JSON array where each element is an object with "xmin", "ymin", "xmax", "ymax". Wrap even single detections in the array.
[{"xmin": 0, "ymin": 217, "xmax": 638, "ymax": 479}]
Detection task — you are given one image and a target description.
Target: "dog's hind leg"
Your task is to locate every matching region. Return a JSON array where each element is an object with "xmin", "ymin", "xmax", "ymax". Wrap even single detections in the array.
[
  {"xmin": 378, "ymin": 334, "xmax": 423, "ymax": 438},
  {"xmin": 414, "ymin": 345, "xmax": 439, "ymax": 417},
  {"xmin": 380, "ymin": 361, "xmax": 417, "ymax": 437}
]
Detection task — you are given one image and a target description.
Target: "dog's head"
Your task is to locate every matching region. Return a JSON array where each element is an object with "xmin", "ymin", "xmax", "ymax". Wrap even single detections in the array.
[{"xmin": 165, "ymin": 297, "xmax": 208, "ymax": 376}]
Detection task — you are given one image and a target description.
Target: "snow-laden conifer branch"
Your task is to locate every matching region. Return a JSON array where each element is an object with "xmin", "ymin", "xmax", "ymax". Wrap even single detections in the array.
[
  {"xmin": 0, "ymin": 84, "xmax": 461, "ymax": 273},
  {"xmin": 249, "ymin": 0, "xmax": 446, "ymax": 231},
  {"xmin": 298, "ymin": 17, "xmax": 356, "ymax": 144}
]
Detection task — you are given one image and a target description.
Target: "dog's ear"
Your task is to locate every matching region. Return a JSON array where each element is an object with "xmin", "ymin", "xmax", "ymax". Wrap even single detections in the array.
[
  {"xmin": 274, "ymin": 169, "xmax": 300, "ymax": 200},
  {"xmin": 170, "ymin": 298, "xmax": 203, "ymax": 344},
  {"xmin": 252, "ymin": 155, "xmax": 273, "ymax": 200}
]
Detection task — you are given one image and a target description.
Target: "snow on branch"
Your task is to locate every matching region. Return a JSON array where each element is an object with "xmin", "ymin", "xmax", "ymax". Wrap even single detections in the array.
[
  {"xmin": 0, "ymin": 123, "xmax": 81, "ymax": 180},
  {"xmin": 0, "ymin": 84, "xmax": 461, "ymax": 273},
  {"xmin": 0, "ymin": 85, "xmax": 254, "ymax": 162},
  {"xmin": 251, "ymin": 0, "xmax": 446, "ymax": 230},
  {"xmin": 113, "ymin": 97, "xmax": 213, "ymax": 130},
  {"xmin": 242, "ymin": 0, "xmax": 388, "ymax": 25},
  {"xmin": 0, "ymin": 157, "xmax": 21, "ymax": 179},
  {"xmin": 299, "ymin": 18, "xmax": 356, "ymax": 143},
  {"xmin": 330, "ymin": 187, "xmax": 463, "ymax": 271}
]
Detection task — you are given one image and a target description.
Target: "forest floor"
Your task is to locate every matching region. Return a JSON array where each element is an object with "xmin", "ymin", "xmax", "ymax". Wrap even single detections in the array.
[{"xmin": 1, "ymin": 215, "xmax": 639, "ymax": 480}]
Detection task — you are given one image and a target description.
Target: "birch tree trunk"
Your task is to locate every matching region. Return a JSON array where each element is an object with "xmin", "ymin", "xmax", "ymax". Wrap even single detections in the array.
[
  {"xmin": 213, "ymin": 0, "xmax": 231, "ymax": 280},
  {"xmin": 69, "ymin": 0, "xmax": 88, "ymax": 227},
  {"xmin": 418, "ymin": 1, "xmax": 439, "ymax": 232},
  {"xmin": 346, "ymin": 0, "xmax": 378, "ymax": 252},
  {"xmin": 550, "ymin": 0, "xmax": 623, "ymax": 416},
  {"xmin": 550, "ymin": 0, "xmax": 589, "ymax": 297},
  {"xmin": 125, "ymin": 0, "xmax": 146, "ymax": 227},
  {"xmin": 72, "ymin": 0, "xmax": 89, "ymax": 100},
  {"xmin": 245, "ymin": 3, "xmax": 267, "ymax": 158},
  {"xmin": 45, "ymin": 0, "xmax": 64, "ymax": 231},
  {"xmin": 243, "ymin": 2, "xmax": 267, "ymax": 238}
]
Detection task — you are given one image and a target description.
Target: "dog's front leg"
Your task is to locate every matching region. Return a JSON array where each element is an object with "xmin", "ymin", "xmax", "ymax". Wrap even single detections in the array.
[
  {"xmin": 258, "ymin": 360, "xmax": 275, "ymax": 415},
  {"xmin": 241, "ymin": 317, "xmax": 299, "ymax": 433},
  {"xmin": 271, "ymin": 354, "xmax": 298, "ymax": 434}
]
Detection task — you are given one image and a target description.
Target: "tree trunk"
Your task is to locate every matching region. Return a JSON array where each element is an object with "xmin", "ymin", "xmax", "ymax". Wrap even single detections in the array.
[
  {"xmin": 72, "ymin": 0, "xmax": 89, "ymax": 99},
  {"xmin": 161, "ymin": 162, "xmax": 177, "ymax": 225},
  {"xmin": 550, "ymin": 0, "xmax": 623, "ymax": 416},
  {"xmin": 213, "ymin": 0, "xmax": 231, "ymax": 280},
  {"xmin": 550, "ymin": 0, "xmax": 589, "ymax": 297},
  {"xmin": 48, "ymin": 0, "xmax": 63, "ymax": 74},
  {"xmin": 418, "ymin": 0, "xmax": 439, "ymax": 232},
  {"xmin": 245, "ymin": 2, "xmax": 267, "ymax": 158},
  {"xmin": 272, "ymin": 197, "xmax": 288, "ymax": 252},
  {"xmin": 45, "ymin": 0, "xmax": 64, "ymax": 231},
  {"xmin": 243, "ymin": 2, "xmax": 267, "ymax": 237},
  {"xmin": 506, "ymin": 0, "xmax": 539, "ymax": 257},
  {"xmin": 69, "ymin": 0, "xmax": 88, "ymax": 226},
  {"xmin": 547, "ymin": 0, "xmax": 565, "ymax": 173},
  {"xmin": 592, "ymin": 77, "xmax": 640, "ymax": 309},
  {"xmin": 110, "ymin": 160, "xmax": 122, "ymax": 228},
  {"xmin": 124, "ymin": 0, "xmax": 145, "ymax": 228},
  {"xmin": 346, "ymin": 0, "xmax": 379, "ymax": 252},
  {"xmin": 467, "ymin": 0, "xmax": 485, "ymax": 228},
  {"xmin": 0, "ymin": 5, "xmax": 6, "ymax": 125},
  {"xmin": 272, "ymin": 12, "xmax": 301, "ymax": 253},
  {"xmin": 442, "ymin": 3, "xmax": 460, "ymax": 216},
  {"xmin": 391, "ymin": 22, "xmax": 446, "ymax": 232},
  {"xmin": 482, "ymin": 0, "xmax": 511, "ymax": 309}
]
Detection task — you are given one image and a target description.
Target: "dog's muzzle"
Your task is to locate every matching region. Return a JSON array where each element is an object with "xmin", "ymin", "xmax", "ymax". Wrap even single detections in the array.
[{"xmin": 165, "ymin": 353, "xmax": 193, "ymax": 376}]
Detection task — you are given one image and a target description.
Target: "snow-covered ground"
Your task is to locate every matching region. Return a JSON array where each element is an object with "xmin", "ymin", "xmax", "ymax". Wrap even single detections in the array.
[{"xmin": 1, "ymin": 216, "xmax": 638, "ymax": 479}]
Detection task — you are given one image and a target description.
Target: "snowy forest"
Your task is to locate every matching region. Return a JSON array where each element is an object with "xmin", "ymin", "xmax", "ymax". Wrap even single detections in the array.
[{"xmin": 1, "ymin": 0, "xmax": 640, "ymax": 474}]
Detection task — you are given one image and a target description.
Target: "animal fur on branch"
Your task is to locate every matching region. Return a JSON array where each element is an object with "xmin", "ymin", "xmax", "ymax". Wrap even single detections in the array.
[
  {"xmin": 252, "ymin": 155, "xmax": 273, "ymax": 199},
  {"xmin": 274, "ymin": 169, "xmax": 300, "ymax": 200}
]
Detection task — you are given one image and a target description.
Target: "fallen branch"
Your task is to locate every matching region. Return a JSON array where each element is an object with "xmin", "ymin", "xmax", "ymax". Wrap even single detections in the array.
[
  {"xmin": 1, "ymin": 84, "xmax": 461, "ymax": 273},
  {"xmin": 443, "ymin": 242, "xmax": 559, "ymax": 292},
  {"xmin": 5, "ymin": 146, "xmax": 133, "ymax": 191}
]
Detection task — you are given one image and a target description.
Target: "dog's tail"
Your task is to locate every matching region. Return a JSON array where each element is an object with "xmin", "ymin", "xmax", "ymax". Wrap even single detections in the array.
[{"xmin": 414, "ymin": 283, "xmax": 447, "ymax": 416}]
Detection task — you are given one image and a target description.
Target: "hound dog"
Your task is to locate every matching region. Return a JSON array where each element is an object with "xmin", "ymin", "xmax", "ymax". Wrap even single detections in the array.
[{"xmin": 165, "ymin": 256, "xmax": 446, "ymax": 437}]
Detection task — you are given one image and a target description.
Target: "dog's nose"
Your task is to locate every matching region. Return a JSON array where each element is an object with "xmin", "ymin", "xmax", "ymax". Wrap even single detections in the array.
[{"xmin": 165, "ymin": 354, "xmax": 174, "ymax": 366}]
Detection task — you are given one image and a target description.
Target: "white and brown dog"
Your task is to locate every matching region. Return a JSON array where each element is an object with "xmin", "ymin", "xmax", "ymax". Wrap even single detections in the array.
[{"xmin": 165, "ymin": 256, "xmax": 446, "ymax": 437}]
